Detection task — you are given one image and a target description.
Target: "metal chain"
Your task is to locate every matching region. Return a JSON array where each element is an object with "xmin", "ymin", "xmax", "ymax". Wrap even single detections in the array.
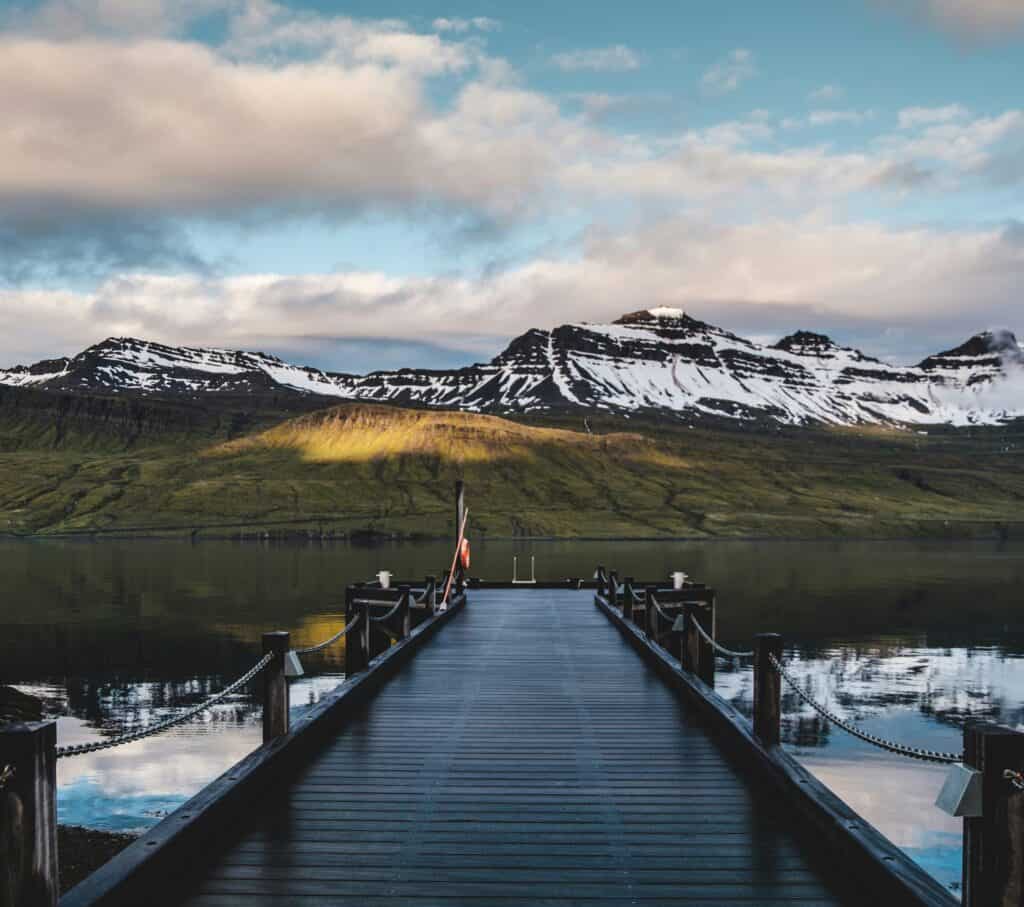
[
  {"xmin": 364, "ymin": 599, "xmax": 404, "ymax": 623},
  {"xmin": 0, "ymin": 764, "xmax": 14, "ymax": 790},
  {"xmin": 296, "ymin": 613, "xmax": 361, "ymax": 655},
  {"xmin": 1004, "ymin": 769, "xmax": 1024, "ymax": 791},
  {"xmin": 56, "ymin": 652, "xmax": 274, "ymax": 759},
  {"xmin": 649, "ymin": 596, "xmax": 676, "ymax": 625},
  {"xmin": 691, "ymin": 617, "xmax": 754, "ymax": 659},
  {"xmin": 769, "ymin": 653, "xmax": 962, "ymax": 764}
]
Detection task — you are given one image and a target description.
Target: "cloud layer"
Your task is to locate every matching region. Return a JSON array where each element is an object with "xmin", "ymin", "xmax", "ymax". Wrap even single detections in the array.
[
  {"xmin": 3, "ymin": 217, "xmax": 1021, "ymax": 367},
  {"xmin": 1, "ymin": 0, "xmax": 1022, "ymax": 369}
]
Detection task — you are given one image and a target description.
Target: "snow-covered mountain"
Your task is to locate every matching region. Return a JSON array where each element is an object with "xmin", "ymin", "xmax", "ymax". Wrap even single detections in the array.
[{"xmin": 3, "ymin": 310, "xmax": 1022, "ymax": 427}]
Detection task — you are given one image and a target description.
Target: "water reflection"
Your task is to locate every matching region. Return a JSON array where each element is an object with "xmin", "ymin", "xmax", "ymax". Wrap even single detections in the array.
[{"xmin": 1, "ymin": 536, "xmax": 1022, "ymax": 893}]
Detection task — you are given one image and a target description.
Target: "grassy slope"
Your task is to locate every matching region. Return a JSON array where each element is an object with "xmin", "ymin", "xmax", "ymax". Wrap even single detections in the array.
[{"xmin": 0, "ymin": 391, "xmax": 1022, "ymax": 539}]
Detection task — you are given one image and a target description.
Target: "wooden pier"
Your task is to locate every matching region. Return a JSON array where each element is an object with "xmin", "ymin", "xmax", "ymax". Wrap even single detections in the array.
[{"xmin": 4, "ymin": 503, "xmax": 1023, "ymax": 906}]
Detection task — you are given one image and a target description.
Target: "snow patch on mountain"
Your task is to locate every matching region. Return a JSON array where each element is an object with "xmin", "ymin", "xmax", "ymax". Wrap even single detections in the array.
[{"xmin": 2, "ymin": 315, "xmax": 1022, "ymax": 428}]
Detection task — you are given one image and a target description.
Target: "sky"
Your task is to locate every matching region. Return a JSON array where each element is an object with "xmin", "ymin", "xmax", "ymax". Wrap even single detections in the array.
[{"xmin": 0, "ymin": 0, "xmax": 1022, "ymax": 372}]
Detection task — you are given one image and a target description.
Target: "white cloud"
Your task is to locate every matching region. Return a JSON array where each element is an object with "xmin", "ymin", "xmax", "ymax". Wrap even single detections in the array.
[
  {"xmin": 880, "ymin": 109, "xmax": 1024, "ymax": 168},
  {"xmin": 700, "ymin": 48, "xmax": 755, "ymax": 95},
  {"xmin": 898, "ymin": 104, "xmax": 968, "ymax": 128},
  {"xmin": 550, "ymin": 44, "xmax": 640, "ymax": 72},
  {"xmin": 808, "ymin": 109, "xmax": 874, "ymax": 126},
  {"xmin": 0, "ymin": 35, "xmax": 578, "ymax": 231},
  {"xmin": 432, "ymin": 16, "xmax": 499, "ymax": 33},
  {"xmin": 3, "ymin": 218, "xmax": 1021, "ymax": 366}
]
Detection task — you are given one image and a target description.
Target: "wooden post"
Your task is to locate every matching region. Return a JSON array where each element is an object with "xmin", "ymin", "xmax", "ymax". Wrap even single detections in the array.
[
  {"xmin": 645, "ymin": 586, "xmax": 658, "ymax": 641},
  {"xmin": 425, "ymin": 576, "xmax": 436, "ymax": 617},
  {"xmin": 364, "ymin": 599, "xmax": 387, "ymax": 661},
  {"xmin": 607, "ymin": 570, "xmax": 618, "ymax": 609},
  {"xmin": 753, "ymin": 633, "xmax": 783, "ymax": 747},
  {"xmin": 261, "ymin": 632, "xmax": 290, "ymax": 743},
  {"xmin": 963, "ymin": 722, "xmax": 1024, "ymax": 907},
  {"xmin": 0, "ymin": 721, "xmax": 58, "ymax": 907},
  {"xmin": 455, "ymin": 479, "xmax": 465, "ymax": 547},
  {"xmin": 398, "ymin": 586, "xmax": 411, "ymax": 641},
  {"xmin": 622, "ymin": 577, "xmax": 635, "ymax": 622},
  {"xmin": 681, "ymin": 601, "xmax": 697, "ymax": 673},
  {"xmin": 695, "ymin": 604, "xmax": 715, "ymax": 686},
  {"xmin": 596, "ymin": 565, "xmax": 606, "ymax": 596},
  {"xmin": 453, "ymin": 480, "xmax": 466, "ymax": 592},
  {"xmin": 343, "ymin": 586, "xmax": 367, "ymax": 674}
]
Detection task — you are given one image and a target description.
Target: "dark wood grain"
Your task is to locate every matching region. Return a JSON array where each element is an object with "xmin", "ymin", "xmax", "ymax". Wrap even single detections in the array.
[
  {"xmin": 963, "ymin": 722, "xmax": 1024, "ymax": 906},
  {"xmin": 261, "ymin": 632, "xmax": 289, "ymax": 744},
  {"xmin": 0, "ymin": 721, "xmax": 58, "ymax": 907},
  {"xmin": 169, "ymin": 589, "xmax": 858, "ymax": 906},
  {"xmin": 595, "ymin": 592, "xmax": 958, "ymax": 907}
]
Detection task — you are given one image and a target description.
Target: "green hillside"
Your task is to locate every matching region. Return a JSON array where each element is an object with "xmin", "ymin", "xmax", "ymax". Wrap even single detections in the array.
[{"xmin": 0, "ymin": 387, "xmax": 1021, "ymax": 539}]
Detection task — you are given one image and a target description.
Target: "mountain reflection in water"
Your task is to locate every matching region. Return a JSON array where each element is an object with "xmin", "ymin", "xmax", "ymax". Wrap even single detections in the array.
[{"xmin": 2, "ymin": 536, "xmax": 1021, "ymax": 894}]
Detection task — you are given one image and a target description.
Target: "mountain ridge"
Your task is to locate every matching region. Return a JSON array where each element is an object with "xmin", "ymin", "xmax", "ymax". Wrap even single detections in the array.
[{"xmin": 2, "ymin": 310, "xmax": 1021, "ymax": 428}]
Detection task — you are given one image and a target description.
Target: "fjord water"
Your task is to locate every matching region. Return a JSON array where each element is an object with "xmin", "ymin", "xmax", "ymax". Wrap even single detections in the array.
[{"xmin": 2, "ymin": 538, "xmax": 1022, "ymax": 893}]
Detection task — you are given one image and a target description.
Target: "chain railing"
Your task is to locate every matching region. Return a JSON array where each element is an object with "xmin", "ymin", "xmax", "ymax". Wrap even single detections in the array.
[
  {"xmin": 55, "ymin": 652, "xmax": 274, "ymax": 759},
  {"xmin": 364, "ymin": 599, "xmax": 404, "ymax": 623},
  {"xmin": 601, "ymin": 566, "xmax": 962, "ymax": 766},
  {"xmin": 691, "ymin": 616, "xmax": 754, "ymax": 659},
  {"xmin": 296, "ymin": 612, "xmax": 361, "ymax": 655},
  {"xmin": 768, "ymin": 653, "xmax": 963, "ymax": 764}
]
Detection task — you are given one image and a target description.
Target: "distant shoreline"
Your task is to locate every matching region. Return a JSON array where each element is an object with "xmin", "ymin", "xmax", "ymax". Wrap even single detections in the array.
[{"xmin": 3, "ymin": 521, "xmax": 1021, "ymax": 545}]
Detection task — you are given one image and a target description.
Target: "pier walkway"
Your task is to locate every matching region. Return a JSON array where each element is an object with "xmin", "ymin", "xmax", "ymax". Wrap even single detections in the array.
[{"xmin": 175, "ymin": 590, "xmax": 853, "ymax": 906}]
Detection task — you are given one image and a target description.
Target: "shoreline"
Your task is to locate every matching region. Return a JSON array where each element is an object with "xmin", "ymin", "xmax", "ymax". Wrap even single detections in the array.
[{"xmin": 2, "ymin": 522, "xmax": 1022, "ymax": 545}]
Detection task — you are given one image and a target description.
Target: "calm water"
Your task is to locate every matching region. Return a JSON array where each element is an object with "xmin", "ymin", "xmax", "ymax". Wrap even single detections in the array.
[{"xmin": 2, "ymin": 537, "xmax": 1023, "ymax": 894}]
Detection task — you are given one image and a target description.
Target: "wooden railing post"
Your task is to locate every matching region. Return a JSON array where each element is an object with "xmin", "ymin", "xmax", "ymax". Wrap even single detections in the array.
[
  {"xmin": 261, "ymin": 632, "xmax": 290, "ymax": 743},
  {"xmin": 644, "ymin": 586, "xmax": 658, "ymax": 641},
  {"xmin": 398, "ymin": 586, "xmax": 411, "ymax": 640},
  {"xmin": 607, "ymin": 570, "xmax": 618, "ymax": 608},
  {"xmin": 0, "ymin": 721, "xmax": 58, "ymax": 907},
  {"xmin": 455, "ymin": 479, "xmax": 465, "ymax": 547},
  {"xmin": 963, "ymin": 722, "xmax": 1024, "ymax": 907},
  {"xmin": 681, "ymin": 602, "xmax": 698, "ymax": 673},
  {"xmin": 680, "ymin": 602, "xmax": 714, "ymax": 685},
  {"xmin": 622, "ymin": 577, "xmax": 635, "ymax": 622},
  {"xmin": 361, "ymin": 597, "xmax": 379, "ymax": 661},
  {"xmin": 343, "ymin": 586, "xmax": 366, "ymax": 674},
  {"xmin": 696, "ymin": 605, "xmax": 715, "ymax": 687},
  {"xmin": 753, "ymin": 633, "xmax": 783, "ymax": 747},
  {"xmin": 425, "ymin": 576, "xmax": 436, "ymax": 616}
]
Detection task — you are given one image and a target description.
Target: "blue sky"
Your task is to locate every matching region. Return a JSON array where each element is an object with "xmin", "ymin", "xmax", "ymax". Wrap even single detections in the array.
[{"xmin": 0, "ymin": 0, "xmax": 1022, "ymax": 371}]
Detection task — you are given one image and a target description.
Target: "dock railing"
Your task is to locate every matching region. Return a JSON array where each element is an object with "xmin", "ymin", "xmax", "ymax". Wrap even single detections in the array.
[
  {"xmin": 0, "ymin": 484, "xmax": 469, "ymax": 907},
  {"xmin": 594, "ymin": 564, "xmax": 1024, "ymax": 907}
]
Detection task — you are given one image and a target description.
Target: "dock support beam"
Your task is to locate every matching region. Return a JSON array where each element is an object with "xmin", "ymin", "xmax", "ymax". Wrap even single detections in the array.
[
  {"xmin": 262, "ymin": 632, "xmax": 290, "ymax": 743},
  {"xmin": 963, "ymin": 722, "xmax": 1024, "ymax": 907},
  {"xmin": 753, "ymin": 633, "xmax": 783, "ymax": 747},
  {"xmin": 0, "ymin": 721, "xmax": 58, "ymax": 907}
]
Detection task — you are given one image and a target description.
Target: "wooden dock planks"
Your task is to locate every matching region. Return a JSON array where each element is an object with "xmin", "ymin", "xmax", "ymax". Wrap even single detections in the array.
[{"xmin": 176, "ymin": 590, "xmax": 857, "ymax": 906}]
